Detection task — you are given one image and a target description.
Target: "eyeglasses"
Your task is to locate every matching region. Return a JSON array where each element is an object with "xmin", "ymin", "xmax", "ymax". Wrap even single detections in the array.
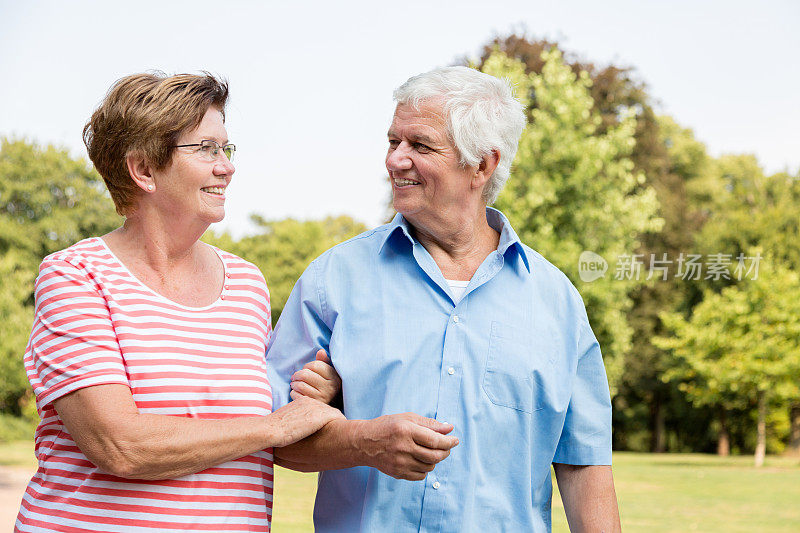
[{"xmin": 174, "ymin": 139, "xmax": 236, "ymax": 162}]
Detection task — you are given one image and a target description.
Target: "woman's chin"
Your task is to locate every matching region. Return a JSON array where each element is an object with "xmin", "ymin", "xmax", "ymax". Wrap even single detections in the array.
[{"xmin": 195, "ymin": 208, "xmax": 226, "ymax": 226}]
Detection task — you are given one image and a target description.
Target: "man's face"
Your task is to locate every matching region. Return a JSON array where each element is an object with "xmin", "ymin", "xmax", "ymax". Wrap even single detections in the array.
[{"xmin": 386, "ymin": 101, "xmax": 475, "ymax": 222}]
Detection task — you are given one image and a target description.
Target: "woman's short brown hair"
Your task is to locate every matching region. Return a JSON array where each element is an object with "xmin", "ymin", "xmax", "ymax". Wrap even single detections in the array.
[{"xmin": 83, "ymin": 72, "xmax": 229, "ymax": 216}]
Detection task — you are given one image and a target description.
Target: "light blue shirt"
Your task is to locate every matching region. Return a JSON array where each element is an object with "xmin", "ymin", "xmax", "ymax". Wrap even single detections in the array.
[{"xmin": 267, "ymin": 208, "xmax": 612, "ymax": 533}]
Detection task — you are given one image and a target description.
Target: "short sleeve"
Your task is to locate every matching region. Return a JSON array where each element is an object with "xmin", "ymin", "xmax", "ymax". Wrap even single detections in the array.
[
  {"xmin": 552, "ymin": 317, "xmax": 613, "ymax": 465},
  {"xmin": 265, "ymin": 260, "xmax": 332, "ymax": 411},
  {"xmin": 24, "ymin": 259, "xmax": 129, "ymax": 409}
]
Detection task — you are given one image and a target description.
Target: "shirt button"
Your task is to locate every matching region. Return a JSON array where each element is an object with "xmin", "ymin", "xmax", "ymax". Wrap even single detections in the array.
[
  {"xmin": 432, "ymin": 481, "xmax": 441, "ymax": 489},
  {"xmin": 220, "ymin": 295, "xmax": 225, "ymax": 300},
  {"xmin": 452, "ymin": 315, "xmax": 459, "ymax": 323},
  {"xmin": 225, "ymin": 273, "xmax": 231, "ymax": 278},
  {"xmin": 224, "ymin": 285, "xmax": 229, "ymax": 290},
  {"xmin": 447, "ymin": 367, "xmax": 455, "ymax": 375}
]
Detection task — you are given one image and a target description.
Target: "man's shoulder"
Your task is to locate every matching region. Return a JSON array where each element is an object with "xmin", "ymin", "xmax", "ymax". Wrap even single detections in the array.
[
  {"xmin": 311, "ymin": 222, "xmax": 396, "ymax": 267},
  {"xmin": 517, "ymin": 243, "xmax": 586, "ymax": 311},
  {"xmin": 523, "ymin": 244, "xmax": 580, "ymax": 287}
]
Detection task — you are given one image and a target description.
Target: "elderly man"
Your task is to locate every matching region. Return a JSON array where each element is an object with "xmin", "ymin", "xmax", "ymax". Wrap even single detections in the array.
[{"xmin": 268, "ymin": 66, "xmax": 621, "ymax": 532}]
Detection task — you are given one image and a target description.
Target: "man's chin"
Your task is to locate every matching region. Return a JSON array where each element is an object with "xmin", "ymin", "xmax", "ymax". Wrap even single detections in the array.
[{"xmin": 392, "ymin": 198, "xmax": 420, "ymax": 217}]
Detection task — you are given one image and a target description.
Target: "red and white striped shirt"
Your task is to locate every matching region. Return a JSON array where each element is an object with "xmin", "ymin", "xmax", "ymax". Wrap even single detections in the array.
[{"xmin": 16, "ymin": 237, "xmax": 275, "ymax": 532}]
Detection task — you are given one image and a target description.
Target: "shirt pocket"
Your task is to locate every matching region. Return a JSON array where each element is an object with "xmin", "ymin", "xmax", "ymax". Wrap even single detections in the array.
[{"xmin": 482, "ymin": 321, "xmax": 554, "ymax": 413}]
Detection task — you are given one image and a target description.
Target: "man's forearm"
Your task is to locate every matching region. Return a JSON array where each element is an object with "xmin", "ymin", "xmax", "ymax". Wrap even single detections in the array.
[
  {"xmin": 274, "ymin": 413, "xmax": 459, "ymax": 481},
  {"xmin": 553, "ymin": 463, "xmax": 621, "ymax": 533},
  {"xmin": 274, "ymin": 418, "xmax": 365, "ymax": 471}
]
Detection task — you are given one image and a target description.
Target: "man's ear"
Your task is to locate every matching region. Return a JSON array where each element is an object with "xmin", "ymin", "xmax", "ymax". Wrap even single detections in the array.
[
  {"xmin": 126, "ymin": 151, "xmax": 156, "ymax": 193},
  {"xmin": 472, "ymin": 149, "xmax": 500, "ymax": 192}
]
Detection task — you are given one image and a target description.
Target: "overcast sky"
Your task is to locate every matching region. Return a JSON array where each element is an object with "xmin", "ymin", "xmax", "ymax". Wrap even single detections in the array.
[{"xmin": 1, "ymin": 0, "xmax": 798, "ymax": 235}]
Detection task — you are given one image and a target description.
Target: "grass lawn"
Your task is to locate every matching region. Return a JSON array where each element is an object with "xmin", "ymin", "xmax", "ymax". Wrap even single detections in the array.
[
  {"xmin": 273, "ymin": 452, "xmax": 800, "ymax": 532},
  {"xmin": 4, "ymin": 442, "xmax": 797, "ymax": 532},
  {"xmin": 0, "ymin": 440, "xmax": 36, "ymax": 469}
]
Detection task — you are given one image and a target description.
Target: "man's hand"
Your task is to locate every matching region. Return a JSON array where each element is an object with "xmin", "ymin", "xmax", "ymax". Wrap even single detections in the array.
[
  {"xmin": 273, "ymin": 412, "xmax": 458, "ymax": 479},
  {"xmin": 290, "ymin": 349, "xmax": 342, "ymax": 404},
  {"xmin": 354, "ymin": 413, "xmax": 459, "ymax": 481}
]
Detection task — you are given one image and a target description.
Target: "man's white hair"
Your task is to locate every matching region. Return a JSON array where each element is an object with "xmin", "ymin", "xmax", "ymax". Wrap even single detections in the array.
[{"xmin": 392, "ymin": 66, "xmax": 526, "ymax": 204}]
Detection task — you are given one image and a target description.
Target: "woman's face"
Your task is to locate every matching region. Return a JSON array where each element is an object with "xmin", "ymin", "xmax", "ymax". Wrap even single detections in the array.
[{"xmin": 151, "ymin": 107, "xmax": 235, "ymax": 226}]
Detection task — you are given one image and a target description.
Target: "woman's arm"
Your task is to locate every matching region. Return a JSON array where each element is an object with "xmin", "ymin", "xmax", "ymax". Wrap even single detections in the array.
[{"xmin": 54, "ymin": 383, "xmax": 343, "ymax": 480}]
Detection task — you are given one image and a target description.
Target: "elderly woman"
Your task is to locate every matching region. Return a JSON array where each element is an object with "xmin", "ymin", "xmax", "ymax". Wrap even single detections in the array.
[{"xmin": 15, "ymin": 72, "xmax": 342, "ymax": 532}]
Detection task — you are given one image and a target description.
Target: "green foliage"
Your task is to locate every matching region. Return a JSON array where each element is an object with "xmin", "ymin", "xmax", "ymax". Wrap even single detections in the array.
[
  {"xmin": 698, "ymin": 155, "xmax": 800, "ymax": 270},
  {"xmin": 482, "ymin": 49, "xmax": 661, "ymax": 392},
  {"xmin": 0, "ymin": 412, "xmax": 37, "ymax": 443},
  {"xmin": 657, "ymin": 260, "xmax": 800, "ymax": 407},
  {"xmin": 0, "ymin": 251, "xmax": 35, "ymax": 416},
  {"xmin": 0, "ymin": 138, "xmax": 121, "ymax": 262},
  {"xmin": 205, "ymin": 215, "xmax": 366, "ymax": 323},
  {"xmin": 0, "ymin": 138, "xmax": 121, "ymax": 416},
  {"xmin": 617, "ymin": 116, "xmax": 720, "ymax": 451}
]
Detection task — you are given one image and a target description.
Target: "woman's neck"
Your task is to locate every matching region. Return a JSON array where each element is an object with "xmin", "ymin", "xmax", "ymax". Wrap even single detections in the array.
[{"xmin": 105, "ymin": 210, "xmax": 209, "ymax": 273}]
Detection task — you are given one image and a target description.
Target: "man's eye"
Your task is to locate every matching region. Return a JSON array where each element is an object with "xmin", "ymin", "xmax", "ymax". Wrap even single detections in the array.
[
  {"xmin": 388, "ymin": 140, "xmax": 400, "ymax": 149},
  {"xmin": 415, "ymin": 143, "xmax": 431, "ymax": 152},
  {"xmin": 200, "ymin": 144, "xmax": 214, "ymax": 153}
]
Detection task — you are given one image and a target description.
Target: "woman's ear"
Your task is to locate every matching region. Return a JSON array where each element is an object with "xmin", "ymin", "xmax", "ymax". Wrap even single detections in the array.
[{"xmin": 126, "ymin": 151, "xmax": 156, "ymax": 192}]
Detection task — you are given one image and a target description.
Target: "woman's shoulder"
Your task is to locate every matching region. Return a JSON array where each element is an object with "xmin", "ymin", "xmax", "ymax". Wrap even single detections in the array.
[
  {"xmin": 40, "ymin": 237, "xmax": 114, "ymax": 270},
  {"xmin": 34, "ymin": 237, "xmax": 120, "ymax": 297},
  {"xmin": 207, "ymin": 244, "xmax": 268, "ymax": 285}
]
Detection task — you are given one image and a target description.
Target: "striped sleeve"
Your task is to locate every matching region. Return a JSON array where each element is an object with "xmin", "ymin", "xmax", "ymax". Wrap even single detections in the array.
[{"xmin": 25, "ymin": 258, "xmax": 129, "ymax": 409}]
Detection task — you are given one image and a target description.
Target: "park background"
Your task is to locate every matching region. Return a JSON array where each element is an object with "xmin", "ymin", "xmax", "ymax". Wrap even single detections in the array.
[{"xmin": 1, "ymin": 1, "xmax": 799, "ymax": 531}]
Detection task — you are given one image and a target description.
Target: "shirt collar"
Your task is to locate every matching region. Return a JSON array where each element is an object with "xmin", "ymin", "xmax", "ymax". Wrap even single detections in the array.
[
  {"xmin": 378, "ymin": 207, "xmax": 531, "ymax": 273},
  {"xmin": 377, "ymin": 212, "xmax": 415, "ymax": 253}
]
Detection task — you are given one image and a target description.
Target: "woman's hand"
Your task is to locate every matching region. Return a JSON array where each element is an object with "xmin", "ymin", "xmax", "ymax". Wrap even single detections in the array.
[
  {"xmin": 268, "ymin": 395, "xmax": 345, "ymax": 448},
  {"xmin": 290, "ymin": 349, "xmax": 342, "ymax": 404}
]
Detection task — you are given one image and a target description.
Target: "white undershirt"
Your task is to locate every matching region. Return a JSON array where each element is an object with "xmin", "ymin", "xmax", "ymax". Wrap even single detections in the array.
[{"xmin": 445, "ymin": 279, "xmax": 470, "ymax": 303}]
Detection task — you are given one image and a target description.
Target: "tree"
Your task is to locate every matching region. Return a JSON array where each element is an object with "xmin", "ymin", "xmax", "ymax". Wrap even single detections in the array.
[
  {"xmin": 0, "ymin": 138, "xmax": 121, "ymax": 262},
  {"xmin": 477, "ymin": 33, "xmax": 663, "ymax": 192},
  {"xmin": 0, "ymin": 250, "xmax": 35, "ymax": 417},
  {"xmin": 619, "ymin": 116, "xmax": 721, "ymax": 452},
  {"xmin": 481, "ymin": 50, "xmax": 661, "ymax": 393},
  {"xmin": 694, "ymin": 157, "xmax": 800, "ymax": 454},
  {"xmin": 698, "ymin": 156, "xmax": 800, "ymax": 271},
  {"xmin": 476, "ymin": 35, "xmax": 700, "ymax": 449},
  {"xmin": 0, "ymin": 138, "xmax": 121, "ymax": 417},
  {"xmin": 656, "ymin": 259, "xmax": 800, "ymax": 466},
  {"xmin": 205, "ymin": 215, "xmax": 366, "ymax": 323}
]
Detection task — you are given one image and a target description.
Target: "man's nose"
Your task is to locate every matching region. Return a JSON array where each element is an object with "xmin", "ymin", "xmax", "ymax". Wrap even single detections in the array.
[{"xmin": 386, "ymin": 143, "xmax": 412, "ymax": 171}]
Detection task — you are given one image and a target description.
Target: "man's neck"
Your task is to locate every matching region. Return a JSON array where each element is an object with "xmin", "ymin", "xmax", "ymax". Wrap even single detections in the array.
[{"xmin": 408, "ymin": 206, "xmax": 500, "ymax": 282}]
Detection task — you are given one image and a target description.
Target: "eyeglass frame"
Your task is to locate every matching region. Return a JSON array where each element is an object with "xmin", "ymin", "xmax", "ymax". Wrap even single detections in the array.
[{"xmin": 173, "ymin": 139, "xmax": 236, "ymax": 162}]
